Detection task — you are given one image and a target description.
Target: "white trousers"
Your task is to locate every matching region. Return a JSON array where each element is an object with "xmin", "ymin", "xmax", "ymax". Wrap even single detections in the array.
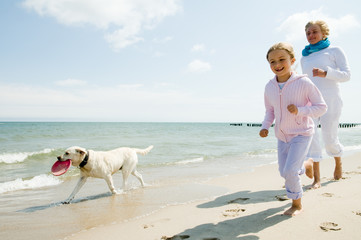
[
  {"xmin": 278, "ymin": 135, "xmax": 312, "ymax": 200},
  {"xmin": 307, "ymin": 91, "xmax": 344, "ymax": 161}
]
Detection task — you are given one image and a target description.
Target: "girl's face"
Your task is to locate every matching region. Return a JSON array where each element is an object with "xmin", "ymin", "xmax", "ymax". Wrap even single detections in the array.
[
  {"xmin": 306, "ymin": 24, "xmax": 326, "ymax": 45},
  {"xmin": 268, "ymin": 49, "xmax": 295, "ymax": 83}
]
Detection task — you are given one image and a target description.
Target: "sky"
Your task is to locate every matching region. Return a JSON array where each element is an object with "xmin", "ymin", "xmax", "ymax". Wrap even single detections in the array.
[{"xmin": 1, "ymin": 0, "xmax": 360, "ymax": 122}]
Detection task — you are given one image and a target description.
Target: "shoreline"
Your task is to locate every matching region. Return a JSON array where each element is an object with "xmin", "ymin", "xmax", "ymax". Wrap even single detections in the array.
[{"xmin": 65, "ymin": 151, "xmax": 361, "ymax": 240}]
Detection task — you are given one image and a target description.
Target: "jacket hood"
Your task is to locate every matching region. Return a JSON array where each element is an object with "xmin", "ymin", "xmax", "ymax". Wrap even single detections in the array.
[{"xmin": 270, "ymin": 72, "xmax": 307, "ymax": 85}]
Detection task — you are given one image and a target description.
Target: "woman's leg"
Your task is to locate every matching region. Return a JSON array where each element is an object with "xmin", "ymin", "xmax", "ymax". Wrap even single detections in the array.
[
  {"xmin": 307, "ymin": 118, "xmax": 323, "ymax": 188},
  {"xmin": 334, "ymin": 156, "xmax": 342, "ymax": 180},
  {"xmin": 321, "ymin": 95, "xmax": 344, "ymax": 180}
]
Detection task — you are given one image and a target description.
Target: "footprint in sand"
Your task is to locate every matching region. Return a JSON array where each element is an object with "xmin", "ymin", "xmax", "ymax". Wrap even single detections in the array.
[
  {"xmin": 145, "ymin": 218, "xmax": 170, "ymax": 229},
  {"xmin": 143, "ymin": 224, "xmax": 154, "ymax": 229},
  {"xmin": 319, "ymin": 222, "xmax": 341, "ymax": 232},
  {"xmin": 203, "ymin": 238, "xmax": 220, "ymax": 240},
  {"xmin": 161, "ymin": 235, "xmax": 190, "ymax": 240},
  {"xmin": 344, "ymin": 171, "xmax": 361, "ymax": 175},
  {"xmin": 227, "ymin": 197, "xmax": 249, "ymax": 204},
  {"xmin": 275, "ymin": 195, "xmax": 289, "ymax": 201},
  {"xmin": 321, "ymin": 192, "xmax": 334, "ymax": 197},
  {"xmin": 327, "ymin": 176, "xmax": 349, "ymax": 181},
  {"xmin": 353, "ymin": 210, "xmax": 361, "ymax": 216},
  {"xmin": 223, "ymin": 207, "xmax": 246, "ymax": 217}
]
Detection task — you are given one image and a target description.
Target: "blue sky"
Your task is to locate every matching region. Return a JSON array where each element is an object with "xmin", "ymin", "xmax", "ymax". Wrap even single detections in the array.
[{"xmin": 1, "ymin": 0, "xmax": 360, "ymax": 122}]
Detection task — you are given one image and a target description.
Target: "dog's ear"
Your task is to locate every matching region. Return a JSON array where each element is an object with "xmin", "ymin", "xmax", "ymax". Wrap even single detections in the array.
[{"xmin": 76, "ymin": 148, "xmax": 86, "ymax": 155}]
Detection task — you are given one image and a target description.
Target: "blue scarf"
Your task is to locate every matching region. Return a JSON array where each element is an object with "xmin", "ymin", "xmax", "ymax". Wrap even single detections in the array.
[{"xmin": 302, "ymin": 38, "xmax": 330, "ymax": 56}]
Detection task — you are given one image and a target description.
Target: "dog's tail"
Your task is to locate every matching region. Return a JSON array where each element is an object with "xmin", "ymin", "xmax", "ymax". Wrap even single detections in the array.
[{"xmin": 135, "ymin": 145, "xmax": 154, "ymax": 156}]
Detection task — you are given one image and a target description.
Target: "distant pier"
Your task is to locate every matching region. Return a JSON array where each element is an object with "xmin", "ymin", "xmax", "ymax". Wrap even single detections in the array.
[{"xmin": 230, "ymin": 123, "xmax": 361, "ymax": 128}]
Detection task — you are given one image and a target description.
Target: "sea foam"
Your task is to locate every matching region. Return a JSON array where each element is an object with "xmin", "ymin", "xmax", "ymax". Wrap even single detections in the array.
[
  {"xmin": 0, "ymin": 174, "xmax": 62, "ymax": 194},
  {"xmin": 174, "ymin": 157, "xmax": 204, "ymax": 165},
  {"xmin": 0, "ymin": 149, "xmax": 53, "ymax": 164}
]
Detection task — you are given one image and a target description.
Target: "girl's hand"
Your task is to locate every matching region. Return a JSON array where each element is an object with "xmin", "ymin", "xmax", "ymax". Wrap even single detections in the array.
[
  {"xmin": 287, "ymin": 104, "xmax": 298, "ymax": 115},
  {"xmin": 259, "ymin": 129, "xmax": 268, "ymax": 138},
  {"xmin": 312, "ymin": 68, "xmax": 327, "ymax": 78}
]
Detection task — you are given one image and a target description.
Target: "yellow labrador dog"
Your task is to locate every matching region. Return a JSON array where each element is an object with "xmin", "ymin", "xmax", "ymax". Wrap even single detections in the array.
[{"xmin": 57, "ymin": 145, "xmax": 153, "ymax": 204}]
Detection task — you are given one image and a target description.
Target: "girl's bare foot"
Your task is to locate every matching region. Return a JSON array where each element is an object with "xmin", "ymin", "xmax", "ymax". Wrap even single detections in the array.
[
  {"xmin": 283, "ymin": 206, "xmax": 303, "ymax": 216},
  {"xmin": 283, "ymin": 199, "xmax": 302, "ymax": 216},
  {"xmin": 334, "ymin": 157, "xmax": 342, "ymax": 180}
]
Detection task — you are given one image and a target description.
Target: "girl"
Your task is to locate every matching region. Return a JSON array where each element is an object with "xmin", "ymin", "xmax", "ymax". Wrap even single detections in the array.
[
  {"xmin": 301, "ymin": 20, "xmax": 351, "ymax": 188},
  {"xmin": 260, "ymin": 42, "xmax": 327, "ymax": 216}
]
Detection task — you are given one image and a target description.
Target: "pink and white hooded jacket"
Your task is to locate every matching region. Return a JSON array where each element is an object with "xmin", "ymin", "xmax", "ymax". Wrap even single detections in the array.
[{"xmin": 261, "ymin": 72, "xmax": 327, "ymax": 143}]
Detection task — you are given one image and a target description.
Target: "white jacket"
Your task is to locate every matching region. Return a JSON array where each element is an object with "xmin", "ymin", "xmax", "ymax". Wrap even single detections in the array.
[{"xmin": 301, "ymin": 46, "xmax": 351, "ymax": 93}]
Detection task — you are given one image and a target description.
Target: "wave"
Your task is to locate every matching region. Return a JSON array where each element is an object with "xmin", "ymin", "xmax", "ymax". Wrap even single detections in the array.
[
  {"xmin": 0, "ymin": 148, "xmax": 54, "ymax": 164},
  {"xmin": 244, "ymin": 149, "xmax": 277, "ymax": 158},
  {"xmin": 142, "ymin": 157, "xmax": 205, "ymax": 168},
  {"xmin": 174, "ymin": 157, "xmax": 204, "ymax": 165},
  {"xmin": 0, "ymin": 174, "xmax": 62, "ymax": 194},
  {"xmin": 344, "ymin": 145, "xmax": 361, "ymax": 152}
]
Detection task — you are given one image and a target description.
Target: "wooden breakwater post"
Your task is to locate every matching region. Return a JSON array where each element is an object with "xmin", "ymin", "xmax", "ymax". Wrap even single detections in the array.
[
  {"xmin": 230, "ymin": 123, "xmax": 274, "ymax": 127},
  {"xmin": 231, "ymin": 123, "xmax": 361, "ymax": 128},
  {"xmin": 337, "ymin": 123, "xmax": 361, "ymax": 128}
]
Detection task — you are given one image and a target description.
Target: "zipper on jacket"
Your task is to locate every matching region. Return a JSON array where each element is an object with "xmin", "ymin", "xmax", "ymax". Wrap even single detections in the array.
[{"xmin": 278, "ymin": 87, "xmax": 288, "ymax": 142}]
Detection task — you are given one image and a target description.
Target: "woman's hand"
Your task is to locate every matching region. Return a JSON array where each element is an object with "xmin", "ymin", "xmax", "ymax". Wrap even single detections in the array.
[
  {"xmin": 259, "ymin": 129, "xmax": 269, "ymax": 138},
  {"xmin": 312, "ymin": 67, "xmax": 327, "ymax": 78}
]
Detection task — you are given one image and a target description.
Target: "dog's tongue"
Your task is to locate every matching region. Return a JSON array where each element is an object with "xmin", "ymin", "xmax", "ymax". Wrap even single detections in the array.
[{"xmin": 51, "ymin": 159, "xmax": 72, "ymax": 176}]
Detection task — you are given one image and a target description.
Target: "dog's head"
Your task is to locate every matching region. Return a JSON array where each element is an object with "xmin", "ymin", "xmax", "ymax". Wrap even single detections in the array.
[{"xmin": 57, "ymin": 146, "xmax": 87, "ymax": 167}]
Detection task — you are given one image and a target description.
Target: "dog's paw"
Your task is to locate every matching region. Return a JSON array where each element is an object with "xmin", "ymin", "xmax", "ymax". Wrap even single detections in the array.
[{"xmin": 112, "ymin": 189, "xmax": 124, "ymax": 195}]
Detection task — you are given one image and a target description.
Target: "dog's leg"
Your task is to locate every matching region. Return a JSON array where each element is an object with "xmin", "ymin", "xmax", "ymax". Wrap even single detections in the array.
[
  {"xmin": 104, "ymin": 175, "xmax": 119, "ymax": 194},
  {"xmin": 63, "ymin": 176, "xmax": 87, "ymax": 204},
  {"xmin": 132, "ymin": 170, "xmax": 145, "ymax": 187},
  {"xmin": 121, "ymin": 169, "xmax": 132, "ymax": 191}
]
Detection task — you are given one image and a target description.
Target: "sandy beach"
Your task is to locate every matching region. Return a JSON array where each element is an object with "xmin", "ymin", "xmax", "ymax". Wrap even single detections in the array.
[{"xmin": 64, "ymin": 151, "xmax": 361, "ymax": 240}]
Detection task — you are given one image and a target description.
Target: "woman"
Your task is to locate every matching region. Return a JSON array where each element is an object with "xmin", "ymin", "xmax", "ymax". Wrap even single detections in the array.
[{"xmin": 301, "ymin": 20, "xmax": 351, "ymax": 188}]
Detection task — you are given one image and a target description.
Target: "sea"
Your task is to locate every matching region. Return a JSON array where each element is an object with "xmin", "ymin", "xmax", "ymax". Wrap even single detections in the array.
[{"xmin": 1, "ymin": 122, "xmax": 361, "ymax": 240}]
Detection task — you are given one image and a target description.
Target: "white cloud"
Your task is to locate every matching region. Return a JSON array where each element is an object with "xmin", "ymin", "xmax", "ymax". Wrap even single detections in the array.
[
  {"xmin": 22, "ymin": 0, "xmax": 182, "ymax": 50},
  {"xmin": 191, "ymin": 44, "xmax": 206, "ymax": 52},
  {"xmin": 191, "ymin": 43, "xmax": 216, "ymax": 56},
  {"xmin": 277, "ymin": 8, "xmax": 360, "ymax": 42},
  {"xmin": 55, "ymin": 78, "xmax": 87, "ymax": 87},
  {"xmin": 104, "ymin": 23, "xmax": 144, "ymax": 49},
  {"xmin": 187, "ymin": 59, "xmax": 211, "ymax": 73}
]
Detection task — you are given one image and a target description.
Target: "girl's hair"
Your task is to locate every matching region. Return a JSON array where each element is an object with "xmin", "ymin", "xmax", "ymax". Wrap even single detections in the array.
[
  {"xmin": 305, "ymin": 20, "xmax": 330, "ymax": 37},
  {"xmin": 266, "ymin": 42, "xmax": 295, "ymax": 61}
]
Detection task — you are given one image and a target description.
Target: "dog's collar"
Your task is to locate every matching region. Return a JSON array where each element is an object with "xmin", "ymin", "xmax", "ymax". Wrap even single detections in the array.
[{"xmin": 79, "ymin": 151, "xmax": 89, "ymax": 168}]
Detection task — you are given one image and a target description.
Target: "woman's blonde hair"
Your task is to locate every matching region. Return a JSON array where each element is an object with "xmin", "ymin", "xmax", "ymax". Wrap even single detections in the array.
[
  {"xmin": 305, "ymin": 20, "xmax": 330, "ymax": 37},
  {"xmin": 266, "ymin": 42, "xmax": 295, "ymax": 61}
]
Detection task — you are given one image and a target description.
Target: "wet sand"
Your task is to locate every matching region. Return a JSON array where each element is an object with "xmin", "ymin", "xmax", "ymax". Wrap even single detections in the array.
[{"xmin": 0, "ymin": 165, "xmax": 229, "ymax": 240}]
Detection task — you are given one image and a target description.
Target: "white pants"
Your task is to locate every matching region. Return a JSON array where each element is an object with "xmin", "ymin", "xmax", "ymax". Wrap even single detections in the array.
[
  {"xmin": 307, "ymin": 91, "xmax": 344, "ymax": 162},
  {"xmin": 278, "ymin": 135, "xmax": 312, "ymax": 200}
]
